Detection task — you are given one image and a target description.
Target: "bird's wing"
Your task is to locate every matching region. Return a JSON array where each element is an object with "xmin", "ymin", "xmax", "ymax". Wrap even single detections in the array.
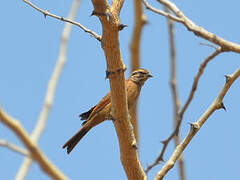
[
  {"xmin": 85, "ymin": 91, "xmax": 111, "ymax": 120},
  {"xmin": 80, "ymin": 80, "xmax": 130, "ymax": 121},
  {"xmin": 79, "ymin": 105, "xmax": 96, "ymax": 120}
]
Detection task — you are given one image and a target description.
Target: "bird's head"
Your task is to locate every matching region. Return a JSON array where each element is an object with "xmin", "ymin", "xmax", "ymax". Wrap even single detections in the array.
[{"xmin": 129, "ymin": 68, "xmax": 153, "ymax": 86}]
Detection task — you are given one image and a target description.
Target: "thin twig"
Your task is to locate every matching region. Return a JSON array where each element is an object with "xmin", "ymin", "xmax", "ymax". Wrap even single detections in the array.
[
  {"xmin": 141, "ymin": 0, "xmax": 183, "ymax": 23},
  {"xmin": 0, "ymin": 109, "xmax": 69, "ymax": 180},
  {"xmin": 22, "ymin": 0, "xmax": 101, "ymax": 41},
  {"xmin": 146, "ymin": 47, "xmax": 223, "ymax": 173},
  {"xmin": 179, "ymin": 48, "xmax": 223, "ymax": 119},
  {"xmin": 165, "ymin": 7, "xmax": 186, "ymax": 180},
  {"xmin": 200, "ymin": 42, "xmax": 218, "ymax": 50},
  {"xmin": 0, "ymin": 139, "xmax": 30, "ymax": 157},
  {"xmin": 155, "ymin": 67, "xmax": 240, "ymax": 180},
  {"xmin": 145, "ymin": 6, "xmax": 181, "ymax": 173},
  {"xmin": 142, "ymin": 0, "xmax": 240, "ymax": 53},
  {"xmin": 16, "ymin": 0, "xmax": 81, "ymax": 179}
]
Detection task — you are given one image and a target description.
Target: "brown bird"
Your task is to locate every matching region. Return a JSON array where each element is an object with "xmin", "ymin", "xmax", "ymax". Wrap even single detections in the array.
[{"xmin": 62, "ymin": 68, "xmax": 152, "ymax": 154}]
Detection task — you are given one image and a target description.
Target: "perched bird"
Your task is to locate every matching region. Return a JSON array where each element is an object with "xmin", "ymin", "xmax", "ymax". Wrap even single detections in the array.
[{"xmin": 63, "ymin": 68, "xmax": 152, "ymax": 154}]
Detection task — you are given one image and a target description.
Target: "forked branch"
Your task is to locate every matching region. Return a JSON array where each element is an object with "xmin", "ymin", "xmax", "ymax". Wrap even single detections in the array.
[
  {"xmin": 22, "ymin": 0, "xmax": 101, "ymax": 41},
  {"xmin": 0, "ymin": 109, "xmax": 68, "ymax": 180},
  {"xmin": 146, "ymin": 47, "xmax": 223, "ymax": 172},
  {"xmin": 0, "ymin": 139, "xmax": 29, "ymax": 157},
  {"xmin": 155, "ymin": 67, "xmax": 240, "ymax": 180},
  {"xmin": 142, "ymin": 0, "xmax": 240, "ymax": 53},
  {"xmin": 16, "ymin": 0, "xmax": 82, "ymax": 178}
]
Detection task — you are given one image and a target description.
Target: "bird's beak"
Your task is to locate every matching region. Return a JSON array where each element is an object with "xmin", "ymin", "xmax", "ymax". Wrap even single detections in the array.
[{"xmin": 148, "ymin": 74, "xmax": 153, "ymax": 78}]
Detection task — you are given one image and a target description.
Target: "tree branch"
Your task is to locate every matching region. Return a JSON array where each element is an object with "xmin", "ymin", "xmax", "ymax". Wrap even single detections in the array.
[
  {"xmin": 141, "ymin": 0, "xmax": 183, "ymax": 22},
  {"xmin": 154, "ymin": 67, "xmax": 240, "ymax": 180},
  {"xmin": 22, "ymin": 0, "xmax": 101, "ymax": 41},
  {"xmin": 0, "ymin": 109, "xmax": 68, "ymax": 180},
  {"xmin": 91, "ymin": 0, "xmax": 146, "ymax": 179},
  {"xmin": 142, "ymin": 0, "xmax": 240, "ymax": 53},
  {"xmin": 111, "ymin": 0, "xmax": 124, "ymax": 15},
  {"xmin": 129, "ymin": 0, "xmax": 147, "ymax": 144},
  {"xmin": 165, "ymin": 7, "xmax": 186, "ymax": 180},
  {"xmin": 16, "ymin": 0, "xmax": 81, "ymax": 178},
  {"xmin": 179, "ymin": 48, "xmax": 223, "ymax": 119},
  {"xmin": 146, "ymin": 47, "xmax": 223, "ymax": 173},
  {"xmin": 0, "ymin": 139, "xmax": 30, "ymax": 157}
]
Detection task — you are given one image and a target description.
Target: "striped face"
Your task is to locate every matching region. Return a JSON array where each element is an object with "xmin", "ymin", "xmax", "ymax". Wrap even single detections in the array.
[{"xmin": 130, "ymin": 68, "xmax": 153, "ymax": 86}]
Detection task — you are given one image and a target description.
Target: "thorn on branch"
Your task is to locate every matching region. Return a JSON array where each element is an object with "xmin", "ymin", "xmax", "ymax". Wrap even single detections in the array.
[
  {"xmin": 105, "ymin": 70, "xmax": 115, "ymax": 79},
  {"xmin": 90, "ymin": 10, "xmax": 111, "ymax": 19},
  {"xmin": 105, "ymin": 67, "xmax": 126, "ymax": 79},
  {"xmin": 159, "ymin": 157, "xmax": 164, "ymax": 162},
  {"xmin": 189, "ymin": 122, "xmax": 199, "ymax": 132},
  {"xmin": 90, "ymin": 11, "xmax": 95, "ymax": 17},
  {"xmin": 143, "ymin": 20, "xmax": 149, "ymax": 26},
  {"xmin": 90, "ymin": 10, "xmax": 100, "ymax": 17},
  {"xmin": 132, "ymin": 142, "xmax": 138, "ymax": 149},
  {"xmin": 156, "ymin": 155, "xmax": 164, "ymax": 163},
  {"xmin": 117, "ymin": 67, "xmax": 127, "ymax": 74},
  {"xmin": 161, "ymin": 140, "xmax": 168, "ymax": 146},
  {"xmin": 142, "ymin": 15, "xmax": 148, "ymax": 25},
  {"xmin": 217, "ymin": 102, "xmax": 226, "ymax": 111},
  {"xmin": 225, "ymin": 75, "xmax": 231, "ymax": 83},
  {"xmin": 118, "ymin": 24, "xmax": 128, "ymax": 31},
  {"xmin": 145, "ymin": 5, "xmax": 150, "ymax": 10},
  {"xmin": 221, "ymin": 103, "xmax": 226, "ymax": 111},
  {"xmin": 43, "ymin": 10, "xmax": 49, "ymax": 18}
]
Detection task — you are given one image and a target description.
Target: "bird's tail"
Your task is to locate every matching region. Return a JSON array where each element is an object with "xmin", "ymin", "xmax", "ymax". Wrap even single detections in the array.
[{"xmin": 62, "ymin": 125, "xmax": 91, "ymax": 154}]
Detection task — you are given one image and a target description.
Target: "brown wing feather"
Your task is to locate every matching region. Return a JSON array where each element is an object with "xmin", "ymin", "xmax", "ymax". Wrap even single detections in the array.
[
  {"xmin": 86, "ymin": 91, "xmax": 111, "ymax": 120},
  {"xmin": 79, "ymin": 105, "xmax": 96, "ymax": 120},
  {"xmin": 81, "ymin": 80, "xmax": 132, "ymax": 122}
]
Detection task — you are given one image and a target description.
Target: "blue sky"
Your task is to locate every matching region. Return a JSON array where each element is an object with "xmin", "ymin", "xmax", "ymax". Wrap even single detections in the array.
[{"xmin": 1, "ymin": 0, "xmax": 240, "ymax": 179}]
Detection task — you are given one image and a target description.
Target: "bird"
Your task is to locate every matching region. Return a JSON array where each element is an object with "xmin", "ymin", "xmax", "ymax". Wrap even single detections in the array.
[{"xmin": 62, "ymin": 68, "xmax": 152, "ymax": 154}]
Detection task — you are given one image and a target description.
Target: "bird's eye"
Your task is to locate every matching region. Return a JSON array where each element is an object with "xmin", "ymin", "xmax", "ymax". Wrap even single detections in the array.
[
  {"xmin": 139, "ymin": 71, "xmax": 148, "ymax": 76},
  {"xmin": 131, "ymin": 69, "xmax": 149, "ymax": 77},
  {"xmin": 132, "ymin": 72, "xmax": 138, "ymax": 76}
]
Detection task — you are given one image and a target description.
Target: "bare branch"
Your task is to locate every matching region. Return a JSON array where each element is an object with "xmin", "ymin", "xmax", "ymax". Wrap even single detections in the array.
[
  {"xmin": 22, "ymin": 0, "xmax": 101, "ymax": 41},
  {"xmin": 179, "ymin": 48, "xmax": 223, "ymax": 119},
  {"xmin": 145, "ymin": 6, "xmax": 181, "ymax": 173},
  {"xmin": 0, "ymin": 109, "xmax": 69, "ymax": 180},
  {"xmin": 200, "ymin": 42, "xmax": 218, "ymax": 50},
  {"xmin": 130, "ymin": 1, "xmax": 147, "ymax": 71},
  {"xmin": 165, "ymin": 7, "xmax": 186, "ymax": 180},
  {"xmin": 129, "ymin": 0, "xmax": 147, "ymax": 143},
  {"xmin": 157, "ymin": 0, "xmax": 240, "ymax": 52},
  {"xmin": 146, "ymin": 47, "xmax": 223, "ymax": 173},
  {"xmin": 111, "ymin": 0, "xmax": 125, "ymax": 15},
  {"xmin": 141, "ymin": 0, "xmax": 183, "ymax": 22},
  {"xmin": 154, "ymin": 67, "xmax": 240, "ymax": 180},
  {"xmin": 0, "ymin": 139, "xmax": 29, "ymax": 157},
  {"xmin": 142, "ymin": 0, "xmax": 240, "ymax": 52},
  {"xmin": 166, "ymin": 11, "xmax": 179, "ymax": 117},
  {"xmin": 16, "ymin": 0, "xmax": 81, "ymax": 179},
  {"xmin": 91, "ymin": 0, "xmax": 146, "ymax": 179}
]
